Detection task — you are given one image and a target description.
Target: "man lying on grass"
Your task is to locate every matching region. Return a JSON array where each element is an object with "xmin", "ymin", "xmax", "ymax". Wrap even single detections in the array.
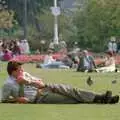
[{"xmin": 1, "ymin": 61, "xmax": 119, "ymax": 104}]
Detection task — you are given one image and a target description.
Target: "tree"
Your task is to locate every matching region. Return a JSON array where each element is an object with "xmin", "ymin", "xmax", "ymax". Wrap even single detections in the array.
[
  {"xmin": 0, "ymin": 10, "xmax": 14, "ymax": 29},
  {"xmin": 7, "ymin": 0, "xmax": 63, "ymax": 31},
  {"xmin": 29, "ymin": 9, "xmax": 72, "ymax": 48},
  {"xmin": 6, "ymin": 0, "xmax": 64, "ymax": 49},
  {"xmin": 0, "ymin": 9, "xmax": 16, "ymax": 39},
  {"xmin": 73, "ymin": 0, "xmax": 120, "ymax": 51}
]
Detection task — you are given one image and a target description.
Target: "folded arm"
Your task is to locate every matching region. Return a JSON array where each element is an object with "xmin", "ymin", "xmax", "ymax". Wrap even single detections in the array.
[
  {"xmin": 17, "ymin": 72, "xmax": 45, "ymax": 88},
  {"xmin": 2, "ymin": 96, "xmax": 29, "ymax": 104}
]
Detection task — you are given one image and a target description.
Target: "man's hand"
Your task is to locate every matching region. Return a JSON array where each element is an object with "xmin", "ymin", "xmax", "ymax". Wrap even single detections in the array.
[
  {"xmin": 2, "ymin": 96, "xmax": 29, "ymax": 104},
  {"xmin": 16, "ymin": 72, "xmax": 45, "ymax": 88},
  {"xmin": 17, "ymin": 97, "xmax": 29, "ymax": 104},
  {"xmin": 32, "ymin": 80, "xmax": 45, "ymax": 89}
]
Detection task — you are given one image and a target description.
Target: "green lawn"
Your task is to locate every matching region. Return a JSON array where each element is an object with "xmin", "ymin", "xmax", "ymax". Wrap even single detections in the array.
[{"xmin": 0, "ymin": 63, "xmax": 120, "ymax": 120}]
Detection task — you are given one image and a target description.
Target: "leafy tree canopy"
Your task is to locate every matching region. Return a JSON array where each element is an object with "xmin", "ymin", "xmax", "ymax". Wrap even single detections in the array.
[{"xmin": 73, "ymin": 0, "xmax": 120, "ymax": 51}]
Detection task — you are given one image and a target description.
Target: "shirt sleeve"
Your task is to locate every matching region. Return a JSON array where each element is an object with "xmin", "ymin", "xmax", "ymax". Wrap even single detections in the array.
[
  {"xmin": 2, "ymin": 83, "xmax": 19, "ymax": 102},
  {"xmin": 24, "ymin": 72, "xmax": 41, "ymax": 81}
]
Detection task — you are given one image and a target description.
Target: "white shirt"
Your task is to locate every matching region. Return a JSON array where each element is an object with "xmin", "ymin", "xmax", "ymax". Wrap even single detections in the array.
[
  {"xmin": 44, "ymin": 55, "xmax": 55, "ymax": 64},
  {"xmin": 19, "ymin": 72, "xmax": 39, "ymax": 102},
  {"xmin": 108, "ymin": 42, "xmax": 117, "ymax": 52},
  {"xmin": 2, "ymin": 76, "xmax": 20, "ymax": 101},
  {"xmin": 4, "ymin": 76, "xmax": 19, "ymax": 88},
  {"xmin": 3, "ymin": 74, "xmax": 38, "ymax": 102},
  {"xmin": 19, "ymin": 40, "xmax": 30, "ymax": 54},
  {"xmin": 83, "ymin": 56, "xmax": 91, "ymax": 68}
]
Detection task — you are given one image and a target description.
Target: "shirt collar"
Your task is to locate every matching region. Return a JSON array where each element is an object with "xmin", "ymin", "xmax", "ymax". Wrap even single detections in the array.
[{"xmin": 9, "ymin": 75, "xmax": 17, "ymax": 81}]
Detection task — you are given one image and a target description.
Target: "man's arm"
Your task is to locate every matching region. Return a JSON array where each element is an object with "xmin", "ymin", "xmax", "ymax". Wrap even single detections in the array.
[
  {"xmin": 17, "ymin": 72, "xmax": 45, "ymax": 88},
  {"xmin": 2, "ymin": 83, "xmax": 29, "ymax": 103},
  {"xmin": 90, "ymin": 56, "xmax": 97, "ymax": 68},
  {"xmin": 2, "ymin": 96, "xmax": 29, "ymax": 104}
]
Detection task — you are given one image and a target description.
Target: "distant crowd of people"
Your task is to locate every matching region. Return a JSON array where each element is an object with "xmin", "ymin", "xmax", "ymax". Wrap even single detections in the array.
[
  {"xmin": 0, "ymin": 39, "xmax": 30, "ymax": 61},
  {"xmin": 36, "ymin": 48, "xmax": 117, "ymax": 73},
  {"xmin": 77, "ymin": 50, "xmax": 116, "ymax": 73},
  {"xmin": 0, "ymin": 37, "xmax": 119, "ymax": 73}
]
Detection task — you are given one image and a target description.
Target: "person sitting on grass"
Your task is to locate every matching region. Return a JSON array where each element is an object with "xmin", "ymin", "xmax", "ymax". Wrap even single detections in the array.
[
  {"xmin": 3, "ymin": 49, "xmax": 13, "ymax": 61},
  {"xmin": 1, "ymin": 61, "xmax": 119, "ymax": 104},
  {"xmin": 77, "ymin": 50, "xmax": 97, "ymax": 72},
  {"xmin": 95, "ymin": 52, "xmax": 116, "ymax": 73},
  {"xmin": 36, "ymin": 50, "xmax": 70, "ymax": 69}
]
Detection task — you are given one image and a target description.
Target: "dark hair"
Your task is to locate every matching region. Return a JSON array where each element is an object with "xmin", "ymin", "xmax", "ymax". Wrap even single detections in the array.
[
  {"xmin": 7, "ymin": 61, "xmax": 23, "ymax": 75},
  {"xmin": 106, "ymin": 51, "xmax": 113, "ymax": 57}
]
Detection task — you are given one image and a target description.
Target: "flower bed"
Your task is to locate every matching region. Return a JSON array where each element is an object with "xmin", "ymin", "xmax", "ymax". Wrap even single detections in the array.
[
  {"xmin": 10, "ymin": 53, "xmax": 63, "ymax": 63},
  {"xmin": 10, "ymin": 54, "xmax": 120, "ymax": 65}
]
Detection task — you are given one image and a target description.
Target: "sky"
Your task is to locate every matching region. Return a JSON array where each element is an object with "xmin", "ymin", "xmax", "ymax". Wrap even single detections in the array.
[{"xmin": 60, "ymin": 0, "xmax": 75, "ymax": 8}]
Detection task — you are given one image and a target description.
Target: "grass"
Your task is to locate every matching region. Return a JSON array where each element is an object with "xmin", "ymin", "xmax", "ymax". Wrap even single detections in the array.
[{"xmin": 0, "ymin": 63, "xmax": 120, "ymax": 120}]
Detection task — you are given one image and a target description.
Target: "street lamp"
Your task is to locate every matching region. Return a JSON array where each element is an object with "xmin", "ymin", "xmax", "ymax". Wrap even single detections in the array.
[
  {"xmin": 51, "ymin": 0, "xmax": 61, "ymax": 44},
  {"xmin": 24, "ymin": 0, "xmax": 27, "ymax": 40}
]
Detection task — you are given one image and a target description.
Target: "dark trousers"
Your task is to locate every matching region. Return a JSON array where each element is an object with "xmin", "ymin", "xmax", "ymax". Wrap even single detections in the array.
[{"xmin": 36, "ymin": 84, "xmax": 97, "ymax": 104}]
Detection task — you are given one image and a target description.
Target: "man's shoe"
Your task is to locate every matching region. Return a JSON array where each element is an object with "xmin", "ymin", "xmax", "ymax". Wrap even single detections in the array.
[
  {"xmin": 93, "ymin": 90, "xmax": 112, "ymax": 104},
  {"xmin": 103, "ymin": 90, "xmax": 112, "ymax": 103},
  {"xmin": 110, "ymin": 95, "xmax": 119, "ymax": 104}
]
